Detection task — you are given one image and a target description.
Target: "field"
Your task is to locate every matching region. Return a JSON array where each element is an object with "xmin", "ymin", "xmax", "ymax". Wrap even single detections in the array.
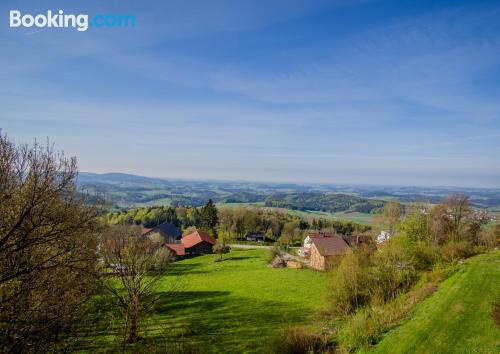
[
  {"xmin": 84, "ymin": 249, "xmax": 327, "ymax": 353},
  {"xmin": 372, "ymin": 250, "xmax": 500, "ymax": 354}
]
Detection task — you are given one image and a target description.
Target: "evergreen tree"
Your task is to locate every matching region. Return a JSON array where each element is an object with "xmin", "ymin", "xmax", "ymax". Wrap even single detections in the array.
[{"xmin": 201, "ymin": 199, "xmax": 219, "ymax": 235}]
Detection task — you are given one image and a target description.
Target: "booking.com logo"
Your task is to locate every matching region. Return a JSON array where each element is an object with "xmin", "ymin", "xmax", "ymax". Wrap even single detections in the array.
[{"xmin": 9, "ymin": 10, "xmax": 136, "ymax": 32}]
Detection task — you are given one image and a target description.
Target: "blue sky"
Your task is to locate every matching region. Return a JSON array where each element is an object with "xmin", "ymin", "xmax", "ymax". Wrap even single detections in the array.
[{"xmin": 1, "ymin": 0, "xmax": 500, "ymax": 187}]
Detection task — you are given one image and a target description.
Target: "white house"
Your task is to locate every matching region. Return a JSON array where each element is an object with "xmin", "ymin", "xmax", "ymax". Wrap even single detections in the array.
[{"xmin": 376, "ymin": 230, "xmax": 391, "ymax": 244}]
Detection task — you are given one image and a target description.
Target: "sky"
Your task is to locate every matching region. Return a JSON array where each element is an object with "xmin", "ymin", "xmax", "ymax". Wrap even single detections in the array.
[{"xmin": 1, "ymin": 0, "xmax": 500, "ymax": 188}]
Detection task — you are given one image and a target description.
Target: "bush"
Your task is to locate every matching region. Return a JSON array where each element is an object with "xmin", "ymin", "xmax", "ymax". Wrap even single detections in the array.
[
  {"xmin": 338, "ymin": 309, "xmax": 382, "ymax": 352},
  {"xmin": 271, "ymin": 327, "xmax": 330, "ymax": 354},
  {"xmin": 268, "ymin": 245, "xmax": 282, "ymax": 263},
  {"xmin": 370, "ymin": 240, "xmax": 418, "ymax": 304},
  {"xmin": 327, "ymin": 250, "xmax": 372, "ymax": 317},
  {"xmin": 479, "ymin": 225, "xmax": 500, "ymax": 249},
  {"xmin": 149, "ymin": 247, "xmax": 175, "ymax": 271},
  {"xmin": 213, "ymin": 243, "xmax": 231, "ymax": 260},
  {"xmin": 441, "ymin": 241, "xmax": 475, "ymax": 262},
  {"xmin": 409, "ymin": 241, "xmax": 438, "ymax": 271}
]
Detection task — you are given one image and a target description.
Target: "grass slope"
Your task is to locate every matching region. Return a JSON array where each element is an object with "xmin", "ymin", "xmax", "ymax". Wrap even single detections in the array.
[
  {"xmin": 87, "ymin": 249, "xmax": 326, "ymax": 353},
  {"xmin": 372, "ymin": 250, "xmax": 500, "ymax": 354}
]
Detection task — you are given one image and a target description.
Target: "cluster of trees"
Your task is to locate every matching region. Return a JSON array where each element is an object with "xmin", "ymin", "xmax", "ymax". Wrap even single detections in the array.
[
  {"xmin": 103, "ymin": 204, "xmax": 370, "ymax": 245},
  {"xmin": 0, "ymin": 134, "xmax": 175, "ymax": 352},
  {"xmin": 324, "ymin": 197, "xmax": 499, "ymax": 352}
]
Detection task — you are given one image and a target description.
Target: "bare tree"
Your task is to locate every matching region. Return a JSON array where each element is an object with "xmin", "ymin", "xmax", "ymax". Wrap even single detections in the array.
[
  {"xmin": 443, "ymin": 194, "xmax": 472, "ymax": 241},
  {"xmin": 100, "ymin": 225, "xmax": 174, "ymax": 344},
  {"xmin": 0, "ymin": 132, "xmax": 100, "ymax": 352}
]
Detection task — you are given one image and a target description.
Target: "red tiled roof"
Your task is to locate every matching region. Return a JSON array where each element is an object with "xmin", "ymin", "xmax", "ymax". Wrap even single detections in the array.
[
  {"xmin": 165, "ymin": 243, "xmax": 185, "ymax": 256},
  {"xmin": 181, "ymin": 230, "xmax": 216, "ymax": 248},
  {"xmin": 311, "ymin": 236, "xmax": 350, "ymax": 256},
  {"xmin": 141, "ymin": 227, "xmax": 153, "ymax": 236}
]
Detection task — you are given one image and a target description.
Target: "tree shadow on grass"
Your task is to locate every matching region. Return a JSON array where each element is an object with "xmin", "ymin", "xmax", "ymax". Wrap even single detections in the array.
[
  {"xmin": 167, "ymin": 262, "xmax": 207, "ymax": 276},
  {"xmin": 225, "ymin": 256, "xmax": 256, "ymax": 261},
  {"xmin": 146, "ymin": 290, "xmax": 309, "ymax": 353}
]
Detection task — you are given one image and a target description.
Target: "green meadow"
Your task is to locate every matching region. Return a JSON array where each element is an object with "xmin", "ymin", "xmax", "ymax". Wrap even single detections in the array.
[{"xmin": 84, "ymin": 249, "xmax": 327, "ymax": 353}]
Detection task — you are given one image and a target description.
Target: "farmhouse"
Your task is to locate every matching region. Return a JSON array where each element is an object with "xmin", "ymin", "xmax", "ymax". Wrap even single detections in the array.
[
  {"xmin": 309, "ymin": 236, "xmax": 350, "ymax": 270},
  {"xmin": 245, "ymin": 232, "xmax": 273, "ymax": 242},
  {"xmin": 301, "ymin": 232, "xmax": 374, "ymax": 270},
  {"xmin": 165, "ymin": 230, "xmax": 216, "ymax": 257},
  {"xmin": 142, "ymin": 221, "xmax": 182, "ymax": 243},
  {"xmin": 299, "ymin": 231, "xmax": 335, "ymax": 257}
]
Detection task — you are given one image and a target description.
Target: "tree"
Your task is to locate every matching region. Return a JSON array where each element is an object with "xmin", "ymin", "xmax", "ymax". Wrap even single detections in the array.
[
  {"xmin": 281, "ymin": 221, "xmax": 300, "ymax": 244},
  {"xmin": 200, "ymin": 199, "xmax": 219, "ymax": 236},
  {"xmin": 213, "ymin": 243, "xmax": 231, "ymax": 261},
  {"xmin": 442, "ymin": 194, "xmax": 471, "ymax": 241},
  {"xmin": 217, "ymin": 207, "xmax": 234, "ymax": 241},
  {"xmin": 0, "ymin": 133, "xmax": 100, "ymax": 352},
  {"xmin": 100, "ymin": 225, "xmax": 173, "ymax": 344},
  {"xmin": 398, "ymin": 204, "xmax": 428, "ymax": 244},
  {"xmin": 380, "ymin": 200, "xmax": 402, "ymax": 236}
]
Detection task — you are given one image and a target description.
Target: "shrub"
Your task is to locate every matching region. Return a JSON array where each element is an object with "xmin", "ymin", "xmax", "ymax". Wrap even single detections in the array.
[
  {"xmin": 271, "ymin": 327, "xmax": 330, "ymax": 354},
  {"xmin": 479, "ymin": 225, "xmax": 500, "ymax": 249},
  {"xmin": 441, "ymin": 241, "xmax": 475, "ymax": 262},
  {"xmin": 409, "ymin": 241, "xmax": 438, "ymax": 271},
  {"xmin": 337, "ymin": 309, "xmax": 382, "ymax": 352},
  {"xmin": 213, "ymin": 243, "xmax": 231, "ymax": 260},
  {"xmin": 268, "ymin": 245, "xmax": 282, "ymax": 263},
  {"xmin": 327, "ymin": 250, "xmax": 372, "ymax": 317},
  {"xmin": 149, "ymin": 247, "xmax": 175, "ymax": 271},
  {"xmin": 370, "ymin": 240, "xmax": 418, "ymax": 304}
]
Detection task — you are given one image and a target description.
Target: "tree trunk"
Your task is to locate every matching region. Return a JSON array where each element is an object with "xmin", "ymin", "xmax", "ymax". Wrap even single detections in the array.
[{"xmin": 127, "ymin": 300, "xmax": 140, "ymax": 343}]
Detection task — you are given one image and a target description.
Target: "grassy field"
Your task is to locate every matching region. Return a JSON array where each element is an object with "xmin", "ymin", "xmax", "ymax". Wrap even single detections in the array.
[
  {"xmin": 85, "ymin": 249, "xmax": 327, "ymax": 353},
  {"xmin": 372, "ymin": 250, "xmax": 500, "ymax": 354}
]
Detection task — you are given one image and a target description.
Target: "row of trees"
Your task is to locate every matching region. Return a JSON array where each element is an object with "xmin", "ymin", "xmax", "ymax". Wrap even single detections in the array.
[{"xmin": 104, "ymin": 204, "xmax": 370, "ymax": 245}]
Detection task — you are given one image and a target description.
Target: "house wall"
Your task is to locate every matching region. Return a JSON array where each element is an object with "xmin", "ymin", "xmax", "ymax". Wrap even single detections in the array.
[
  {"xmin": 309, "ymin": 245, "xmax": 341, "ymax": 270},
  {"xmin": 309, "ymin": 245, "xmax": 326, "ymax": 270},
  {"xmin": 186, "ymin": 241, "xmax": 213, "ymax": 255}
]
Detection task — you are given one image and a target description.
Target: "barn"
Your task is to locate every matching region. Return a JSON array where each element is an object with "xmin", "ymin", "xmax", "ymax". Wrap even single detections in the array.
[{"xmin": 165, "ymin": 230, "xmax": 216, "ymax": 257}]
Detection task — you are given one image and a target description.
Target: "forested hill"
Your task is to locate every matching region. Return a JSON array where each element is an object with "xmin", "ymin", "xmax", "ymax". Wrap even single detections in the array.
[
  {"xmin": 77, "ymin": 172, "xmax": 500, "ymax": 211},
  {"xmin": 264, "ymin": 192, "xmax": 385, "ymax": 213}
]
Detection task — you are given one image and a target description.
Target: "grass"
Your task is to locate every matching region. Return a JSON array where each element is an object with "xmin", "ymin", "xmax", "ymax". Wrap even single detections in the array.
[
  {"xmin": 83, "ymin": 249, "xmax": 327, "ymax": 353},
  {"xmin": 372, "ymin": 250, "xmax": 500, "ymax": 354}
]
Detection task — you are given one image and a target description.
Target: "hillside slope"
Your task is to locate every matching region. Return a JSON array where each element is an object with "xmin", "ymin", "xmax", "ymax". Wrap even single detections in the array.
[{"xmin": 372, "ymin": 250, "xmax": 500, "ymax": 354}]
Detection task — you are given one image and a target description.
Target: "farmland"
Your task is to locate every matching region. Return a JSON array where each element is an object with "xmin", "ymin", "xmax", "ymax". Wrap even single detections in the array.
[{"xmin": 82, "ymin": 249, "xmax": 327, "ymax": 353}]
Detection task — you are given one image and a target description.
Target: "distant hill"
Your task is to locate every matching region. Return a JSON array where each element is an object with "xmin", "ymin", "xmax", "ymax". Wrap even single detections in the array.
[
  {"xmin": 77, "ymin": 172, "xmax": 500, "ymax": 211},
  {"xmin": 264, "ymin": 192, "xmax": 385, "ymax": 213},
  {"xmin": 77, "ymin": 172, "xmax": 167, "ymax": 186}
]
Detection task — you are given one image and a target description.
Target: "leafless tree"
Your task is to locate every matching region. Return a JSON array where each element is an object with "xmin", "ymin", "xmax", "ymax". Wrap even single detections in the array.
[{"xmin": 100, "ymin": 225, "xmax": 174, "ymax": 344}]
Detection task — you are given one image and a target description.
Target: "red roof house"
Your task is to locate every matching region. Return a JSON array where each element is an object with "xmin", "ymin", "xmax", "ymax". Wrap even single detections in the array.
[
  {"xmin": 165, "ymin": 230, "xmax": 216, "ymax": 257},
  {"xmin": 165, "ymin": 243, "xmax": 186, "ymax": 256}
]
